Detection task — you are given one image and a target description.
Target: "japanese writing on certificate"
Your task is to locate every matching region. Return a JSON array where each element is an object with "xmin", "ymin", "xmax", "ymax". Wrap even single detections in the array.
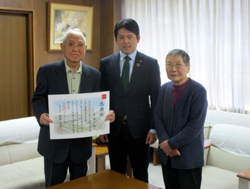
[{"xmin": 48, "ymin": 91, "xmax": 110, "ymax": 139}]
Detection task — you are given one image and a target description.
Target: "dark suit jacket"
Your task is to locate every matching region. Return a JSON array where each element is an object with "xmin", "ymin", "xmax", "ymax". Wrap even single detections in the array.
[
  {"xmin": 99, "ymin": 51, "xmax": 160, "ymax": 139},
  {"xmin": 31, "ymin": 60, "xmax": 101, "ymax": 164}
]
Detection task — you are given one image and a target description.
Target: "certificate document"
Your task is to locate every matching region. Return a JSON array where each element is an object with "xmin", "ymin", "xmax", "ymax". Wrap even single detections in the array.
[{"xmin": 48, "ymin": 91, "xmax": 110, "ymax": 139}]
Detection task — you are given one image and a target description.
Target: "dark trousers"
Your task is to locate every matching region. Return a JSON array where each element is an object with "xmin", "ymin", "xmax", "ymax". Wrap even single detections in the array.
[
  {"xmin": 108, "ymin": 123, "xmax": 150, "ymax": 183},
  {"xmin": 44, "ymin": 153, "xmax": 88, "ymax": 187},
  {"xmin": 162, "ymin": 158, "xmax": 202, "ymax": 189}
]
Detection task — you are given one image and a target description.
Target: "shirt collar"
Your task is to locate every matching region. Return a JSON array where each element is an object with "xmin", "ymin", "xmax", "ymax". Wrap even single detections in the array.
[
  {"xmin": 64, "ymin": 58, "xmax": 82, "ymax": 74},
  {"xmin": 119, "ymin": 50, "xmax": 137, "ymax": 62}
]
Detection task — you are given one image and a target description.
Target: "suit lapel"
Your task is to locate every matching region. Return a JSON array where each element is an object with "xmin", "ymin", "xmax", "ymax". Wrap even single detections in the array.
[
  {"xmin": 54, "ymin": 60, "xmax": 69, "ymax": 94},
  {"xmin": 113, "ymin": 53, "xmax": 125, "ymax": 93},
  {"xmin": 79, "ymin": 63, "xmax": 92, "ymax": 93},
  {"xmin": 128, "ymin": 52, "xmax": 143, "ymax": 92}
]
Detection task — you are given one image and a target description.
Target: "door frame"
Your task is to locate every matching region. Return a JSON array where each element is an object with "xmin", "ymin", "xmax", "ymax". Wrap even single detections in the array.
[{"xmin": 0, "ymin": 8, "xmax": 34, "ymax": 116}]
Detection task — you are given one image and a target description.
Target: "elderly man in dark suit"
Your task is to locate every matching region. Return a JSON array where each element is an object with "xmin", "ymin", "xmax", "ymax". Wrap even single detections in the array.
[
  {"xmin": 99, "ymin": 18, "xmax": 161, "ymax": 182},
  {"xmin": 31, "ymin": 28, "xmax": 115, "ymax": 187}
]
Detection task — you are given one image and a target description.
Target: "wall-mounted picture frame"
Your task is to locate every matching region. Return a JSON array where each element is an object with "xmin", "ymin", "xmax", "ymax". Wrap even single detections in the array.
[{"xmin": 47, "ymin": 2, "xmax": 93, "ymax": 52}]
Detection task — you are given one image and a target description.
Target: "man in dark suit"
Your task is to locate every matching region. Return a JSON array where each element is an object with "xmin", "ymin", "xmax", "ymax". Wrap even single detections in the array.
[
  {"xmin": 31, "ymin": 29, "xmax": 115, "ymax": 187},
  {"xmin": 99, "ymin": 18, "xmax": 161, "ymax": 182}
]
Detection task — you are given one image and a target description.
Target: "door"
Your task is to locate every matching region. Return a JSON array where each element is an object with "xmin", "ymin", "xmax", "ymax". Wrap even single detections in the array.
[{"xmin": 0, "ymin": 11, "xmax": 33, "ymax": 121}]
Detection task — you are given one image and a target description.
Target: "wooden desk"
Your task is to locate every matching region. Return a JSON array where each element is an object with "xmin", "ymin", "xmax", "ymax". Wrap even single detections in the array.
[
  {"xmin": 95, "ymin": 144, "xmax": 109, "ymax": 172},
  {"xmin": 95, "ymin": 143, "xmax": 133, "ymax": 176},
  {"xmin": 237, "ymin": 168, "xmax": 250, "ymax": 189},
  {"xmin": 47, "ymin": 169, "xmax": 162, "ymax": 189}
]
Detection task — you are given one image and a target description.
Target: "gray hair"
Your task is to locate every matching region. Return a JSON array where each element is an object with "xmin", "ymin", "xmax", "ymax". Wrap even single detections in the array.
[
  {"xmin": 61, "ymin": 28, "xmax": 86, "ymax": 44},
  {"xmin": 165, "ymin": 49, "xmax": 190, "ymax": 66}
]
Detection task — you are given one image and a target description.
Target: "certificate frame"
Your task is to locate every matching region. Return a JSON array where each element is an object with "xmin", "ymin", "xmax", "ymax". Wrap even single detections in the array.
[{"xmin": 47, "ymin": 2, "xmax": 93, "ymax": 52}]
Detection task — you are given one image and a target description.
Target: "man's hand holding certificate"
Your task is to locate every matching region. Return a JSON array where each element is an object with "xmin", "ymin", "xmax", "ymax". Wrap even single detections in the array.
[{"xmin": 48, "ymin": 91, "xmax": 111, "ymax": 139}]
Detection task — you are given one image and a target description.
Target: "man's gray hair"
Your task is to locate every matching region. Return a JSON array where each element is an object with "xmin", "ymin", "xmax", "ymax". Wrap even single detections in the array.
[
  {"xmin": 165, "ymin": 49, "xmax": 190, "ymax": 66},
  {"xmin": 61, "ymin": 28, "xmax": 86, "ymax": 44}
]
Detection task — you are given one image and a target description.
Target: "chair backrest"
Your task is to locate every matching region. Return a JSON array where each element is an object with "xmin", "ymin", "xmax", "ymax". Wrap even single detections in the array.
[
  {"xmin": 206, "ymin": 110, "xmax": 250, "ymax": 128},
  {"xmin": 0, "ymin": 116, "xmax": 39, "ymax": 146},
  {"xmin": 0, "ymin": 142, "xmax": 41, "ymax": 165},
  {"xmin": 207, "ymin": 124, "xmax": 250, "ymax": 173},
  {"xmin": 204, "ymin": 110, "xmax": 250, "ymax": 140}
]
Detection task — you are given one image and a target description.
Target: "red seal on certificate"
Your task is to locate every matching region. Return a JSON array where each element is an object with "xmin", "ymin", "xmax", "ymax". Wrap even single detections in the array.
[
  {"xmin": 62, "ymin": 105, "xmax": 67, "ymax": 111},
  {"xmin": 102, "ymin": 94, "xmax": 106, "ymax": 99}
]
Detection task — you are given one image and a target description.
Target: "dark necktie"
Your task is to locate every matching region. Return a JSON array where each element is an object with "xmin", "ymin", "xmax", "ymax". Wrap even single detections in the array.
[{"xmin": 122, "ymin": 56, "xmax": 130, "ymax": 93}]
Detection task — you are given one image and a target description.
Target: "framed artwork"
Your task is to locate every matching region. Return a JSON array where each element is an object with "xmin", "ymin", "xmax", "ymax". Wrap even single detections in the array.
[{"xmin": 47, "ymin": 2, "xmax": 93, "ymax": 52}]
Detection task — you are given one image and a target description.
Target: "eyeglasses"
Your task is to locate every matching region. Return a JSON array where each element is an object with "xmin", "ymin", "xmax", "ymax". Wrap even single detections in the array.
[{"xmin": 166, "ymin": 63, "xmax": 185, "ymax": 69}]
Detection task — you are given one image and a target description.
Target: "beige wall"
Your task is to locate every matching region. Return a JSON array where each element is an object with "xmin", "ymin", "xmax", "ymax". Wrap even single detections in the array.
[{"xmin": 0, "ymin": 0, "xmax": 121, "ymax": 75}]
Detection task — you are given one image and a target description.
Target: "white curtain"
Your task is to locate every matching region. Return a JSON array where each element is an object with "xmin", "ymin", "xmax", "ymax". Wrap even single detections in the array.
[{"xmin": 123, "ymin": 0, "xmax": 250, "ymax": 114}]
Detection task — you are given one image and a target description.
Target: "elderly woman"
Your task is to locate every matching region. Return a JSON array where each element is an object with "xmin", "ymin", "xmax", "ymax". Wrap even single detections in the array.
[{"xmin": 154, "ymin": 49, "xmax": 207, "ymax": 189}]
